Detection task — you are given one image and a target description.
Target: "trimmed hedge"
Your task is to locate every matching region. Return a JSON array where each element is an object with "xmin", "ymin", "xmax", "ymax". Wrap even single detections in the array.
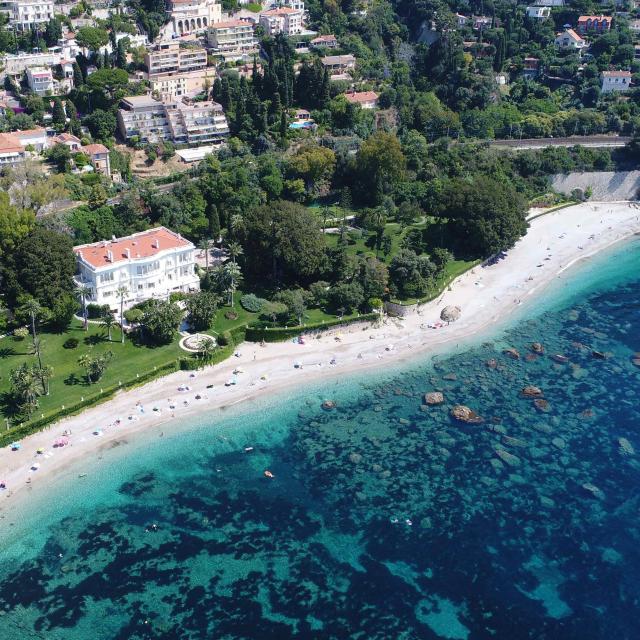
[{"xmin": 244, "ymin": 313, "xmax": 378, "ymax": 342}]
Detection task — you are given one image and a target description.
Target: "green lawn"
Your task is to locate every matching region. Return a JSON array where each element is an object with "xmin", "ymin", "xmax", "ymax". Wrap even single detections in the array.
[{"xmin": 0, "ymin": 319, "xmax": 182, "ymax": 424}]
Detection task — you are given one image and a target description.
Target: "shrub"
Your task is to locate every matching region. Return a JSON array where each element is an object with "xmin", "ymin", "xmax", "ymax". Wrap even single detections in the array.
[
  {"xmin": 240, "ymin": 293, "xmax": 265, "ymax": 313},
  {"xmin": 13, "ymin": 327, "xmax": 29, "ymax": 340},
  {"xmin": 224, "ymin": 311, "xmax": 238, "ymax": 320},
  {"xmin": 87, "ymin": 303, "xmax": 111, "ymax": 319},
  {"xmin": 217, "ymin": 330, "xmax": 232, "ymax": 346},
  {"xmin": 63, "ymin": 337, "xmax": 79, "ymax": 349},
  {"xmin": 124, "ymin": 308, "xmax": 144, "ymax": 324},
  {"xmin": 169, "ymin": 291, "xmax": 189, "ymax": 303}
]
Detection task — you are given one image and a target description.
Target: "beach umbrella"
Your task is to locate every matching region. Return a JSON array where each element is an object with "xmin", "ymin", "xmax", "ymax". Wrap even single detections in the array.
[
  {"xmin": 31, "ymin": 463, "xmax": 40, "ymax": 470},
  {"xmin": 440, "ymin": 305, "xmax": 462, "ymax": 323},
  {"xmin": 37, "ymin": 447, "xmax": 44, "ymax": 454},
  {"xmin": 10, "ymin": 442, "xmax": 21, "ymax": 450},
  {"xmin": 294, "ymin": 361, "xmax": 302, "ymax": 368}
]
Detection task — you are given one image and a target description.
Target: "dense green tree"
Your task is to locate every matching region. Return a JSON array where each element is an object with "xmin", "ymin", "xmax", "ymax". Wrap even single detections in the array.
[
  {"xmin": 356, "ymin": 131, "xmax": 406, "ymax": 205},
  {"xmin": 435, "ymin": 177, "xmax": 528, "ymax": 257},
  {"xmin": 185, "ymin": 291, "xmax": 219, "ymax": 330},
  {"xmin": 75, "ymin": 26, "xmax": 109, "ymax": 52},
  {"xmin": 240, "ymin": 200, "xmax": 325, "ymax": 285},
  {"xmin": 328, "ymin": 281, "xmax": 364, "ymax": 314},
  {"xmin": 7, "ymin": 226, "xmax": 76, "ymax": 309},
  {"xmin": 141, "ymin": 300, "xmax": 183, "ymax": 345},
  {"xmin": 85, "ymin": 109, "xmax": 117, "ymax": 140}
]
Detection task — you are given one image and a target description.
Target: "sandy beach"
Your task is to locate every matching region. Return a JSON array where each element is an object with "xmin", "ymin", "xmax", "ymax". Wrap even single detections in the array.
[{"xmin": 1, "ymin": 201, "xmax": 639, "ymax": 510}]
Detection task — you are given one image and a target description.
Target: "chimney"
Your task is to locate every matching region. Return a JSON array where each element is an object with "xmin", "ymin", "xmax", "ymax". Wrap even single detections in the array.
[
  {"xmin": 107, "ymin": 250, "xmax": 113, "ymax": 262},
  {"xmin": 124, "ymin": 248, "xmax": 130, "ymax": 259},
  {"xmin": 153, "ymin": 238, "xmax": 160, "ymax": 249}
]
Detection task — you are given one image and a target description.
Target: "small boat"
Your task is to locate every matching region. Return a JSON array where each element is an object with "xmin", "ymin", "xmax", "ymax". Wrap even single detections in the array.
[
  {"xmin": 244, "ymin": 447, "xmax": 254, "ymax": 453},
  {"xmin": 263, "ymin": 470, "xmax": 274, "ymax": 478},
  {"xmin": 552, "ymin": 354, "xmax": 569, "ymax": 364},
  {"xmin": 592, "ymin": 350, "xmax": 606, "ymax": 359}
]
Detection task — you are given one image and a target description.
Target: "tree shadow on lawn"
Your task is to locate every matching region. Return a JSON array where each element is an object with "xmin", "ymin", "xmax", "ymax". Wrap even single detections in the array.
[
  {"xmin": 64, "ymin": 373, "xmax": 84, "ymax": 387},
  {"xmin": 84, "ymin": 333, "xmax": 108, "ymax": 346},
  {"xmin": 0, "ymin": 347, "xmax": 20, "ymax": 358}
]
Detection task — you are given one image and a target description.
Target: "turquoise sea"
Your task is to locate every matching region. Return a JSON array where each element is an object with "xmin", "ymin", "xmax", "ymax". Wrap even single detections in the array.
[{"xmin": 0, "ymin": 237, "xmax": 639, "ymax": 640}]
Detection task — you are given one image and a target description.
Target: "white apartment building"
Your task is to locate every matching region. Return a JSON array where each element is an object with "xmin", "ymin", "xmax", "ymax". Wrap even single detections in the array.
[
  {"xmin": 0, "ymin": 0, "xmax": 53, "ymax": 30},
  {"xmin": 73, "ymin": 227, "xmax": 200, "ymax": 312},
  {"xmin": 259, "ymin": 7, "xmax": 303, "ymax": 36},
  {"xmin": 145, "ymin": 41, "xmax": 208, "ymax": 77},
  {"xmin": 150, "ymin": 68, "xmax": 217, "ymax": 100},
  {"xmin": 601, "ymin": 70, "xmax": 632, "ymax": 93},
  {"xmin": 26, "ymin": 66, "xmax": 55, "ymax": 96},
  {"xmin": 3, "ymin": 47, "xmax": 74, "ymax": 77},
  {"xmin": 207, "ymin": 19, "xmax": 257, "ymax": 60},
  {"xmin": 117, "ymin": 95, "xmax": 229, "ymax": 146},
  {"xmin": 167, "ymin": 0, "xmax": 222, "ymax": 36}
]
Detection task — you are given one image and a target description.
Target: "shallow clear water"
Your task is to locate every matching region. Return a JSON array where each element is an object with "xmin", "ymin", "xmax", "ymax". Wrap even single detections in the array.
[{"xmin": 1, "ymin": 239, "xmax": 639, "ymax": 640}]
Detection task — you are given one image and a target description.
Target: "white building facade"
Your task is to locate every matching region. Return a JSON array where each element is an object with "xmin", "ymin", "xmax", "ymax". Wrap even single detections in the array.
[
  {"xmin": 73, "ymin": 227, "xmax": 200, "ymax": 312},
  {"xmin": 601, "ymin": 70, "xmax": 632, "ymax": 93},
  {"xmin": 167, "ymin": 0, "xmax": 222, "ymax": 36},
  {"xmin": 259, "ymin": 8, "xmax": 303, "ymax": 36},
  {"xmin": 0, "ymin": 0, "xmax": 53, "ymax": 30}
]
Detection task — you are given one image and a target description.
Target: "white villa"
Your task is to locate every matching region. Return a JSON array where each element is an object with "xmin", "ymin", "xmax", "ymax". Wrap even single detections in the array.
[{"xmin": 73, "ymin": 227, "xmax": 200, "ymax": 312}]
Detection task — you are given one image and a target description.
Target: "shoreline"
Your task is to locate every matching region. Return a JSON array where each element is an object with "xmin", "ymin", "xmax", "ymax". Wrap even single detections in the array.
[{"xmin": 1, "ymin": 201, "xmax": 639, "ymax": 514}]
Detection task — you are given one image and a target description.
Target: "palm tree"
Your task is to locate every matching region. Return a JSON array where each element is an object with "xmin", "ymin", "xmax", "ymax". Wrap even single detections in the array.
[
  {"xmin": 101, "ymin": 312, "xmax": 117, "ymax": 341},
  {"xmin": 22, "ymin": 298, "xmax": 43, "ymax": 370},
  {"xmin": 116, "ymin": 286, "xmax": 128, "ymax": 344},
  {"xmin": 35, "ymin": 364, "xmax": 54, "ymax": 396},
  {"xmin": 197, "ymin": 336, "xmax": 216, "ymax": 362},
  {"xmin": 229, "ymin": 214, "xmax": 245, "ymax": 239},
  {"xmin": 227, "ymin": 240, "xmax": 243, "ymax": 266},
  {"xmin": 198, "ymin": 239, "xmax": 210, "ymax": 271},
  {"xmin": 76, "ymin": 285, "xmax": 92, "ymax": 331},
  {"xmin": 224, "ymin": 262, "xmax": 242, "ymax": 307},
  {"xmin": 9, "ymin": 363, "xmax": 39, "ymax": 416}
]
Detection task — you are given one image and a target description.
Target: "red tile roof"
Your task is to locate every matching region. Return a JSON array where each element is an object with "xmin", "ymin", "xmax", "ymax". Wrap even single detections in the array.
[
  {"xmin": 74, "ymin": 227, "xmax": 193, "ymax": 269},
  {"xmin": 344, "ymin": 91, "xmax": 379, "ymax": 104},
  {"xmin": 82, "ymin": 143, "xmax": 109, "ymax": 155},
  {"xmin": 0, "ymin": 133, "xmax": 23, "ymax": 153}
]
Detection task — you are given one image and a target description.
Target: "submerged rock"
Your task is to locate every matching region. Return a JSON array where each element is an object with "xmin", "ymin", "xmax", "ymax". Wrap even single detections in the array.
[
  {"xmin": 618, "ymin": 437, "xmax": 635, "ymax": 456},
  {"xmin": 443, "ymin": 373, "xmax": 457, "ymax": 381},
  {"xmin": 631, "ymin": 353, "xmax": 640, "ymax": 367},
  {"xmin": 504, "ymin": 348, "xmax": 520, "ymax": 360},
  {"xmin": 424, "ymin": 392, "xmax": 445, "ymax": 405},
  {"xmin": 451, "ymin": 405, "xmax": 483, "ymax": 424},
  {"xmin": 534, "ymin": 399, "xmax": 550, "ymax": 412},
  {"xmin": 322, "ymin": 400, "xmax": 337, "ymax": 411},
  {"xmin": 349, "ymin": 452, "xmax": 363, "ymax": 464},
  {"xmin": 582, "ymin": 482, "xmax": 605, "ymax": 500},
  {"xmin": 502, "ymin": 435, "xmax": 527, "ymax": 448},
  {"xmin": 551, "ymin": 437, "xmax": 566, "ymax": 450},
  {"xmin": 486, "ymin": 358, "xmax": 498, "ymax": 369},
  {"xmin": 495, "ymin": 448, "xmax": 521, "ymax": 467},
  {"xmin": 522, "ymin": 385, "xmax": 543, "ymax": 398},
  {"xmin": 531, "ymin": 342, "xmax": 545, "ymax": 355}
]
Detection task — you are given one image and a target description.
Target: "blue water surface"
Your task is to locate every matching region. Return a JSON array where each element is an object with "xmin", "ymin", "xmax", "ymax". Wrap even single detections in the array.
[{"xmin": 0, "ymin": 238, "xmax": 639, "ymax": 640}]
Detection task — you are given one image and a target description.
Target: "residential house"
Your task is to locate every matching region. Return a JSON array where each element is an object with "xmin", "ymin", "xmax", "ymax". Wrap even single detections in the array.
[
  {"xmin": 73, "ymin": 227, "xmax": 200, "ymax": 312},
  {"xmin": 14, "ymin": 127, "xmax": 48, "ymax": 151},
  {"xmin": 321, "ymin": 54, "xmax": 356, "ymax": 80},
  {"xmin": 472, "ymin": 15, "xmax": 492, "ymax": 30},
  {"xmin": 634, "ymin": 44, "xmax": 640, "ymax": 61},
  {"xmin": 554, "ymin": 28, "xmax": 587, "ymax": 52},
  {"xmin": 523, "ymin": 57, "xmax": 540, "ymax": 78},
  {"xmin": 26, "ymin": 66, "xmax": 55, "ymax": 96},
  {"xmin": 206, "ymin": 19, "xmax": 258, "ymax": 59},
  {"xmin": 0, "ymin": 133, "xmax": 26, "ymax": 166},
  {"xmin": 576, "ymin": 15, "xmax": 611, "ymax": 34},
  {"xmin": 534, "ymin": 0, "xmax": 563, "ymax": 5},
  {"xmin": 52, "ymin": 132, "xmax": 82, "ymax": 151},
  {"xmin": 310, "ymin": 34, "xmax": 338, "ymax": 49},
  {"xmin": 526, "ymin": 6, "xmax": 551, "ymax": 19},
  {"xmin": 344, "ymin": 90, "xmax": 379, "ymax": 109},
  {"xmin": 629, "ymin": 19, "xmax": 640, "ymax": 33},
  {"xmin": 82, "ymin": 143, "xmax": 111, "ymax": 177},
  {"xmin": 166, "ymin": 0, "xmax": 222, "ymax": 36},
  {"xmin": 601, "ymin": 70, "xmax": 632, "ymax": 93},
  {"xmin": 454, "ymin": 13, "xmax": 468, "ymax": 27},
  {"xmin": 259, "ymin": 7, "xmax": 304, "ymax": 36},
  {"xmin": 0, "ymin": 0, "xmax": 53, "ymax": 30}
]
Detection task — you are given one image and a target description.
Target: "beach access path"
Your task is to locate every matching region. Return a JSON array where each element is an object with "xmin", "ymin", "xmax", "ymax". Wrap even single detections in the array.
[{"xmin": 1, "ymin": 201, "xmax": 639, "ymax": 511}]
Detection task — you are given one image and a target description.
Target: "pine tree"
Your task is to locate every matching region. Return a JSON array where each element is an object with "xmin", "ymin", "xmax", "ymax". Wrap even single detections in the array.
[
  {"xmin": 73, "ymin": 61, "xmax": 84, "ymax": 87},
  {"xmin": 207, "ymin": 203, "xmax": 220, "ymax": 240},
  {"xmin": 116, "ymin": 39, "xmax": 127, "ymax": 69},
  {"xmin": 52, "ymin": 98, "xmax": 66, "ymax": 128},
  {"xmin": 280, "ymin": 110, "xmax": 288, "ymax": 143}
]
